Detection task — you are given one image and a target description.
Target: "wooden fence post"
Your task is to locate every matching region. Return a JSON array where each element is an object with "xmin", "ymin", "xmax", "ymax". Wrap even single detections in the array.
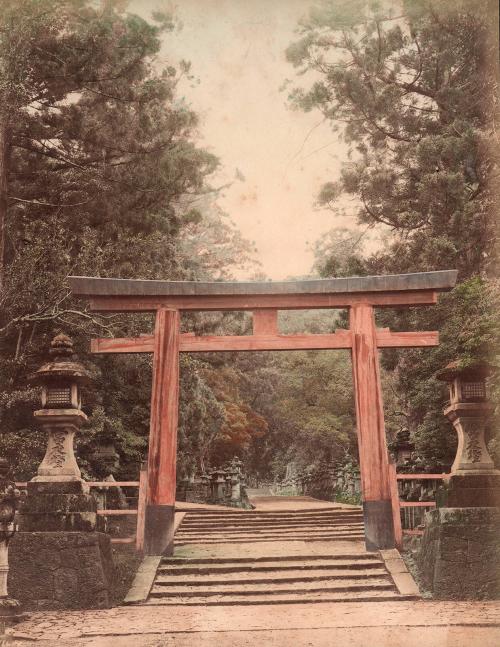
[
  {"xmin": 136, "ymin": 463, "xmax": 147, "ymax": 552},
  {"xmin": 388, "ymin": 461, "xmax": 403, "ymax": 550}
]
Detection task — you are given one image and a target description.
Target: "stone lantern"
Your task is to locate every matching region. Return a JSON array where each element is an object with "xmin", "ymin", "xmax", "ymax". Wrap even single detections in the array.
[
  {"xmin": 8, "ymin": 334, "xmax": 114, "ymax": 611},
  {"xmin": 29, "ymin": 333, "xmax": 92, "ymax": 485},
  {"xmin": 436, "ymin": 360, "xmax": 500, "ymax": 507},
  {"xmin": 416, "ymin": 361, "xmax": 500, "ymax": 599},
  {"xmin": 390, "ymin": 428, "xmax": 415, "ymax": 467}
]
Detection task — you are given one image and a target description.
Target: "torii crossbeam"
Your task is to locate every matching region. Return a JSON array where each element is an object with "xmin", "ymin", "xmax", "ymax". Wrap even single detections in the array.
[{"xmin": 69, "ymin": 270, "xmax": 457, "ymax": 555}]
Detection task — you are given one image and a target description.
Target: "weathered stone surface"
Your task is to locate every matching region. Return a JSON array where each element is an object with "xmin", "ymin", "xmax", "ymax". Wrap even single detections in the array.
[
  {"xmin": 444, "ymin": 474, "xmax": 500, "ymax": 507},
  {"xmin": 19, "ymin": 487, "xmax": 100, "ymax": 532},
  {"xmin": 21, "ymin": 493, "xmax": 97, "ymax": 514},
  {"xmin": 417, "ymin": 507, "xmax": 500, "ymax": 599},
  {"xmin": 19, "ymin": 510, "xmax": 98, "ymax": 532},
  {"xmin": 27, "ymin": 480, "xmax": 89, "ymax": 495},
  {"xmin": 9, "ymin": 532, "xmax": 114, "ymax": 610}
]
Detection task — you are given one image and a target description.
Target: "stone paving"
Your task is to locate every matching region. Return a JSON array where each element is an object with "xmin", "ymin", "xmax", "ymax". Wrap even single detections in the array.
[
  {"xmin": 5, "ymin": 496, "xmax": 500, "ymax": 645},
  {"xmin": 6, "ymin": 600, "xmax": 500, "ymax": 645}
]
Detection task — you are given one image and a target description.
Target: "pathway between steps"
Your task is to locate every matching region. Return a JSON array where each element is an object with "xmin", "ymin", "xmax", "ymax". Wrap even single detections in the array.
[{"xmin": 7, "ymin": 496, "xmax": 500, "ymax": 646}]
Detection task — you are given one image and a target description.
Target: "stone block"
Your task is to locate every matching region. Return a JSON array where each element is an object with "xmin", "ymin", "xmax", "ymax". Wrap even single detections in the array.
[
  {"xmin": 445, "ymin": 474, "xmax": 500, "ymax": 508},
  {"xmin": 9, "ymin": 531, "xmax": 114, "ymax": 610},
  {"xmin": 21, "ymin": 493, "xmax": 97, "ymax": 514},
  {"xmin": 27, "ymin": 480, "xmax": 89, "ymax": 495},
  {"xmin": 19, "ymin": 511, "xmax": 97, "ymax": 532},
  {"xmin": 417, "ymin": 506, "xmax": 500, "ymax": 599}
]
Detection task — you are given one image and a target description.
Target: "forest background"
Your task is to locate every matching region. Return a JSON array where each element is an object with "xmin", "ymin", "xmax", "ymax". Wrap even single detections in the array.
[{"xmin": 0, "ymin": 0, "xmax": 498, "ymax": 493}]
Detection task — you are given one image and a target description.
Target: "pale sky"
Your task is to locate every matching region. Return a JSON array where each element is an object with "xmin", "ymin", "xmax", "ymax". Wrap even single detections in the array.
[{"xmin": 131, "ymin": 0, "xmax": 359, "ymax": 279}]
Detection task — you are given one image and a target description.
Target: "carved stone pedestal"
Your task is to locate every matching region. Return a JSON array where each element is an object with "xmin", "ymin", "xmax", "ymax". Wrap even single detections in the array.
[
  {"xmin": 443, "ymin": 402, "xmax": 500, "ymax": 507},
  {"xmin": 11, "ymin": 480, "xmax": 113, "ymax": 610},
  {"xmin": 32, "ymin": 409, "xmax": 87, "ymax": 483}
]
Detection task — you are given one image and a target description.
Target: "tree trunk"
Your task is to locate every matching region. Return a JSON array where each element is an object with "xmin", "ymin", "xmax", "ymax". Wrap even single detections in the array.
[{"xmin": 0, "ymin": 119, "xmax": 10, "ymax": 293}]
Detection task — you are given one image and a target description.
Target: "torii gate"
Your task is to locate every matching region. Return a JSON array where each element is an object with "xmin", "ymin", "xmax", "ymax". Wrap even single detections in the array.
[{"xmin": 69, "ymin": 270, "xmax": 457, "ymax": 555}]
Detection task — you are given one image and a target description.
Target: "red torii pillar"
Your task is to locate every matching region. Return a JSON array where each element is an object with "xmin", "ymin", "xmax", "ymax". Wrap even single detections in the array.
[
  {"xmin": 351, "ymin": 303, "xmax": 393, "ymax": 549},
  {"xmin": 144, "ymin": 308, "xmax": 180, "ymax": 555}
]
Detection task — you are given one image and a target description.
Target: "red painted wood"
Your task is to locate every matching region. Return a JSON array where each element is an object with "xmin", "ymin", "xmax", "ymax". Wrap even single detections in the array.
[
  {"xmin": 388, "ymin": 462, "xmax": 403, "ymax": 550},
  {"xmin": 147, "ymin": 309, "xmax": 180, "ymax": 507},
  {"xmin": 399, "ymin": 501, "xmax": 437, "ymax": 508},
  {"xmin": 88, "ymin": 290, "xmax": 438, "ymax": 312},
  {"xmin": 91, "ymin": 337, "xmax": 154, "ymax": 354},
  {"xmin": 396, "ymin": 474, "xmax": 449, "ymax": 480},
  {"xmin": 376, "ymin": 330, "xmax": 439, "ymax": 347},
  {"xmin": 180, "ymin": 331, "xmax": 353, "ymax": 352},
  {"xmin": 136, "ymin": 465, "xmax": 147, "ymax": 552},
  {"xmin": 91, "ymin": 329, "xmax": 438, "ymax": 355},
  {"xmin": 253, "ymin": 310, "xmax": 278, "ymax": 335},
  {"xmin": 350, "ymin": 303, "xmax": 391, "ymax": 502}
]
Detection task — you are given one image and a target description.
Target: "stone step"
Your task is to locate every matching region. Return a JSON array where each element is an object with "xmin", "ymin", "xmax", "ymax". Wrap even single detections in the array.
[
  {"xmin": 182, "ymin": 511, "xmax": 362, "ymax": 520},
  {"xmin": 175, "ymin": 535, "xmax": 366, "ymax": 544},
  {"xmin": 175, "ymin": 535, "xmax": 366, "ymax": 543},
  {"xmin": 161, "ymin": 553, "xmax": 378, "ymax": 565},
  {"xmin": 180, "ymin": 519, "xmax": 364, "ymax": 529},
  {"xmin": 176, "ymin": 524, "xmax": 365, "ymax": 535},
  {"xmin": 155, "ymin": 567, "xmax": 389, "ymax": 585},
  {"xmin": 175, "ymin": 531, "xmax": 365, "ymax": 540},
  {"xmin": 187, "ymin": 505, "xmax": 362, "ymax": 516},
  {"xmin": 175, "ymin": 530, "xmax": 365, "ymax": 538},
  {"xmin": 177, "ymin": 524, "xmax": 364, "ymax": 532},
  {"xmin": 175, "ymin": 530, "xmax": 365, "ymax": 543},
  {"xmin": 158, "ymin": 559, "xmax": 383, "ymax": 575},
  {"xmin": 143, "ymin": 589, "xmax": 412, "ymax": 606},
  {"xmin": 150, "ymin": 578, "xmax": 395, "ymax": 597}
]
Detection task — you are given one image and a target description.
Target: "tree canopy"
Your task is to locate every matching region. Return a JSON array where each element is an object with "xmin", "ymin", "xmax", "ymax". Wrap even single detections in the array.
[{"xmin": 285, "ymin": 0, "xmax": 499, "ymax": 470}]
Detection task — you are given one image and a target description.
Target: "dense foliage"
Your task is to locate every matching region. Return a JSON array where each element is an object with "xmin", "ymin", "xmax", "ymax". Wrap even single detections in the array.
[
  {"xmin": 286, "ymin": 0, "xmax": 499, "ymax": 470},
  {"xmin": 0, "ymin": 0, "xmax": 498, "ymax": 491},
  {"xmin": 0, "ymin": 0, "xmax": 257, "ymax": 480}
]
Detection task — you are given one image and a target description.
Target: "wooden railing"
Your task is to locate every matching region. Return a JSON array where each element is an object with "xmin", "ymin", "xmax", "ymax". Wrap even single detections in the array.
[
  {"xmin": 16, "ymin": 467, "xmax": 147, "ymax": 551},
  {"xmin": 389, "ymin": 467, "xmax": 449, "ymax": 548}
]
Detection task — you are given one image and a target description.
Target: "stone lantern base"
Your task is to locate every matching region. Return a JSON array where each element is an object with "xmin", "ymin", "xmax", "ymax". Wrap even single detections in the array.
[
  {"xmin": 444, "ymin": 473, "xmax": 500, "ymax": 508},
  {"xmin": 9, "ymin": 531, "xmax": 114, "ymax": 610},
  {"xmin": 418, "ymin": 507, "xmax": 500, "ymax": 599},
  {"xmin": 8, "ymin": 480, "xmax": 114, "ymax": 610}
]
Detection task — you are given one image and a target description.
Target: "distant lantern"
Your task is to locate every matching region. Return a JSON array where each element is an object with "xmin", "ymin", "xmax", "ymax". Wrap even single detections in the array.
[
  {"xmin": 30, "ymin": 333, "xmax": 92, "ymax": 410},
  {"xmin": 391, "ymin": 428, "xmax": 415, "ymax": 466}
]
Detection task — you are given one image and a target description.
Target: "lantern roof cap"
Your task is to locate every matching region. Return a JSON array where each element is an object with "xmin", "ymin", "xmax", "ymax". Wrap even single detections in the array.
[
  {"xmin": 29, "ymin": 334, "xmax": 93, "ymax": 386},
  {"xmin": 436, "ymin": 360, "xmax": 495, "ymax": 382}
]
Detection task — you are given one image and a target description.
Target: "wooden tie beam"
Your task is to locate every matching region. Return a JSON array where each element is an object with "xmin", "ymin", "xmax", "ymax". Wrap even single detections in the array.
[
  {"xmin": 91, "ymin": 329, "xmax": 439, "ymax": 354},
  {"xmin": 69, "ymin": 270, "xmax": 457, "ymax": 555}
]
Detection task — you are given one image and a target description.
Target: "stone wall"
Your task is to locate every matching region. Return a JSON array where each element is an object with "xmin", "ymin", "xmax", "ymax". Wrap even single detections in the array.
[
  {"xmin": 176, "ymin": 479, "xmax": 210, "ymax": 504},
  {"xmin": 418, "ymin": 507, "xmax": 500, "ymax": 599},
  {"xmin": 9, "ymin": 531, "xmax": 114, "ymax": 610}
]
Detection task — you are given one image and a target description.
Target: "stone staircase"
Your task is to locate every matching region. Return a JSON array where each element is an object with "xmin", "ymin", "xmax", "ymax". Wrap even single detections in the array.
[
  {"xmin": 146, "ymin": 552, "xmax": 415, "ymax": 605},
  {"xmin": 174, "ymin": 506, "xmax": 365, "ymax": 544},
  {"xmin": 133, "ymin": 501, "xmax": 420, "ymax": 606}
]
